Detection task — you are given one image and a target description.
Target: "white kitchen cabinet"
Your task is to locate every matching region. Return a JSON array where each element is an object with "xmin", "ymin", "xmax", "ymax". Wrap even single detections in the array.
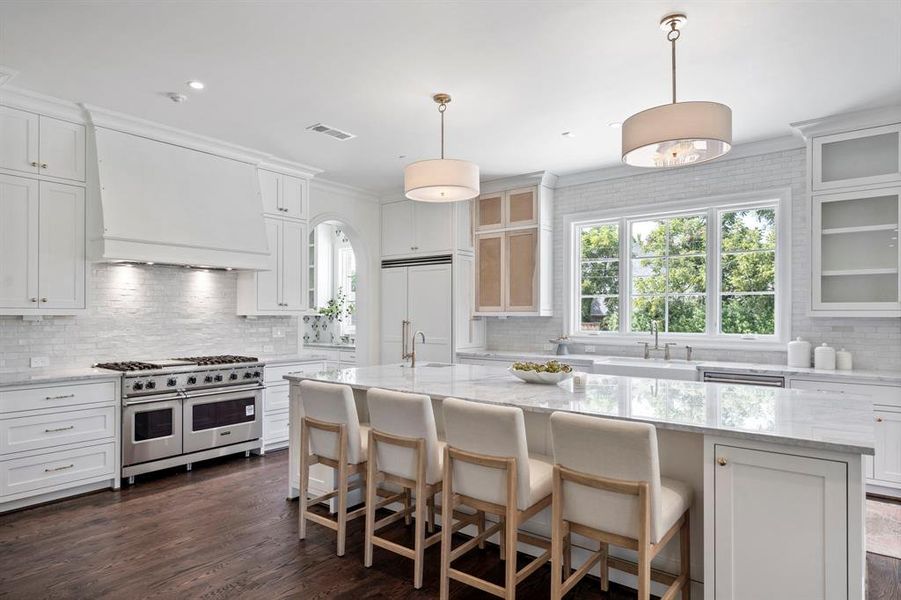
[
  {"xmin": 262, "ymin": 361, "xmax": 325, "ymax": 452},
  {"xmin": 711, "ymin": 443, "xmax": 848, "ymax": 600},
  {"xmin": 0, "ymin": 176, "xmax": 86, "ymax": 314},
  {"xmin": 790, "ymin": 377, "xmax": 901, "ymax": 493},
  {"xmin": 812, "ymin": 124, "xmax": 901, "ymax": 192},
  {"xmin": 454, "ymin": 253, "xmax": 485, "ymax": 350},
  {"xmin": 379, "ymin": 199, "xmax": 464, "ymax": 257},
  {"xmin": 0, "ymin": 378, "xmax": 120, "ymax": 512},
  {"xmin": 811, "ymin": 186, "xmax": 900, "ymax": 316},
  {"xmin": 0, "ymin": 107, "xmax": 85, "ymax": 182},
  {"xmin": 236, "ymin": 217, "xmax": 309, "ymax": 316},
  {"xmin": 258, "ymin": 169, "xmax": 307, "ymax": 220}
]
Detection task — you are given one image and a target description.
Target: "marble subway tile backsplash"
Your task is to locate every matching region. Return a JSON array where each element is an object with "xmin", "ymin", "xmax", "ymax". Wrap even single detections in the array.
[
  {"xmin": 0, "ymin": 263, "xmax": 297, "ymax": 370},
  {"xmin": 486, "ymin": 148, "xmax": 901, "ymax": 371}
]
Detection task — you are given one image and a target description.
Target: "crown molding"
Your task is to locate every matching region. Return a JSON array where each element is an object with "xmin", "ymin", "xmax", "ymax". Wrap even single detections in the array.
[
  {"xmin": 791, "ymin": 105, "xmax": 901, "ymax": 140},
  {"xmin": 479, "ymin": 170, "xmax": 558, "ymax": 194},
  {"xmin": 555, "ymin": 135, "xmax": 804, "ymax": 189},
  {"xmin": 0, "ymin": 85, "xmax": 86, "ymax": 122},
  {"xmin": 311, "ymin": 177, "xmax": 380, "ymax": 201}
]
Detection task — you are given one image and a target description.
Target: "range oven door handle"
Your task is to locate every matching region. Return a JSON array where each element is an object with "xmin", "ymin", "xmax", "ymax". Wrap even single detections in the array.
[
  {"xmin": 123, "ymin": 392, "xmax": 185, "ymax": 405},
  {"xmin": 181, "ymin": 384, "xmax": 264, "ymax": 400}
]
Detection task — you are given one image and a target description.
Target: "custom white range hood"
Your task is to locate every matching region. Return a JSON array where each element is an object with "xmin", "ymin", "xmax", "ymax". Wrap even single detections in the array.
[{"xmin": 85, "ymin": 106, "xmax": 319, "ymax": 270}]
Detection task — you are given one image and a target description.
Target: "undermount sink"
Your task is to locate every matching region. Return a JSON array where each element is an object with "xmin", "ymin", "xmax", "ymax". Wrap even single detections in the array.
[{"xmin": 593, "ymin": 356, "xmax": 698, "ymax": 380}]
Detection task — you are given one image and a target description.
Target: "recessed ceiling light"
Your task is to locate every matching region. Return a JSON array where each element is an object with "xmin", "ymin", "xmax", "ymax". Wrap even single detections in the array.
[
  {"xmin": 398, "ymin": 154, "xmax": 407, "ymax": 159},
  {"xmin": 187, "ymin": 80, "xmax": 205, "ymax": 90},
  {"xmin": 145, "ymin": 261, "xmax": 154, "ymax": 265},
  {"xmin": 608, "ymin": 121, "xmax": 622, "ymax": 129},
  {"xmin": 561, "ymin": 131, "xmax": 576, "ymax": 138},
  {"xmin": 225, "ymin": 267, "xmax": 233, "ymax": 271},
  {"xmin": 167, "ymin": 92, "xmax": 187, "ymax": 103}
]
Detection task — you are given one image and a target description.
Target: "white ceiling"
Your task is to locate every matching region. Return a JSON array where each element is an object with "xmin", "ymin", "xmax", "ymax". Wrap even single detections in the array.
[{"xmin": 1, "ymin": 1, "xmax": 899, "ymax": 193}]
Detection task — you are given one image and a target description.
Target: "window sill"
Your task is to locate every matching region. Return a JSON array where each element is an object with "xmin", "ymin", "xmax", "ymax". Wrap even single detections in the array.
[{"xmin": 567, "ymin": 333, "xmax": 788, "ymax": 352}]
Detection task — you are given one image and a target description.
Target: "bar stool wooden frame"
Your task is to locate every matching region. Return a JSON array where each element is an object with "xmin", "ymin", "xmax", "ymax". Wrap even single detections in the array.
[
  {"xmin": 550, "ymin": 464, "xmax": 690, "ymax": 600},
  {"xmin": 364, "ymin": 429, "xmax": 483, "ymax": 589},
  {"xmin": 440, "ymin": 446, "xmax": 552, "ymax": 600},
  {"xmin": 298, "ymin": 415, "xmax": 371, "ymax": 557}
]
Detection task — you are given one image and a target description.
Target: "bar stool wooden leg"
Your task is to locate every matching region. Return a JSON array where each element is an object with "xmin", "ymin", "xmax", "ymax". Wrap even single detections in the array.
[
  {"xmin": 498, "ymin": 522, "xmax": 506, "ymax": 560},
  {"xmin": 439, "ymin": 447, "xmax": 453, "ymax": 600},
  {"xmin": 550, "ymin": 467, "xmax": 563, "ymax": 600},
  {"xmin": 599, "ymin": 541, "xmax": 609, "ymax": 592},
  {"xmin": 413, "ymin": 479, "xmax": 427, "ymax": 588},
  {"xmin": 363, "ymin": 433, "xmax": 377, "ymax": 567},
  {"xmin": 681, "ymin": 511, "xmax": 691, "ymax": 600},
  {"xmin": 335, "ymin": 426, "xmax": 350, "ymax": 558},
  {"xmin": 404, "ymin": 488, "xmax": 413, "ymax": 526},
  {"xmin": 427, "ymin": 495, "xmax": 436, "ymax": 534},
  {"xmin": 477, "ymin": 510, "xmax": 486, "ymax": 550},
  {"xmin": 637, "ymin": 483, "xmax": 651, "ymax": 600},
  {"xmin": 298, "ymin": 422, "xmax": 310, "ymax": 540},
  {"xmin": 504, "ymin": 468, "xmax": 517, "ymax": 600},
  {"xmin": 563, "ymin": 526, "xmax": 572, "ymax": 577}
]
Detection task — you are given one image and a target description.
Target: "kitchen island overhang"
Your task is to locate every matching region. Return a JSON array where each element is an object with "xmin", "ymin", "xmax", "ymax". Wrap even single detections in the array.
[{"xmin": 285, "ymin": 364, "xmax": 874, "ymax": 599}]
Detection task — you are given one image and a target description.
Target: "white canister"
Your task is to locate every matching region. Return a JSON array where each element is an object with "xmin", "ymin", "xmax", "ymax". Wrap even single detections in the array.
[
  {"xmin": 836, "ymin": 348, "xmax": 853, "ymax": 371},
  {"xmin": 571, "ymin": 371, "xmax": 588, "ymax": 391},
  {"xmin": 814, "ymin": 343, "xmax": 836, "ymax": 370},
  {"xmin": 787, "ymin": 337, "xmax": 812, "ymax": 368}
]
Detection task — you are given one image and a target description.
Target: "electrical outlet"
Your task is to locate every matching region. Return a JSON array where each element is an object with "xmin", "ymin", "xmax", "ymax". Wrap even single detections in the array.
[
  {"xmin": 272, "ymin": 327, "xmax": 285, "ymax": 339},
  {"xmin": 543, "ymin": 343, "xmax": 555, "ymax": 352},
  {"xmin": 584, "ymin": 345, "xmax": 597, "ymax": 354},
  {"xmin": 31, "ymin": 356, "xmax": 49, "ymax": 368}
]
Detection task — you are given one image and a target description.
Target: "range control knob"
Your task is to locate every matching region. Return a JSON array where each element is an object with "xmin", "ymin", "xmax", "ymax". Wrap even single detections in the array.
[
  {"xmin": 145, "ymin": 381, "xmax": 156, "ymax": 390},
  {"xmin": 204, "ymin": 375, "xmax": 213, "ymax": 384},
  {"xmin": 243, "ymin": 372, "xmax": 253, "ymax": 379},
  {"xmin": 229, "ymin": 373, "xmax": 238, "ymax": 380},
  {"xmin": 252, "ymin": 371, "xmax": 261, "ymax": 378},
  {"xmin": 187, "ymin": 376, "xmax": 197, "ymax": 385},
  {"xmin": 132, "ymin": 381, "xmax": 144, "ymax": 391},
  {"xmin": 167, "ymin": 378, "xmax": 177, "ymax": 387},
  {"xmin": 214, "ymin": 374, "xmax": 224, "ymax": 382}
]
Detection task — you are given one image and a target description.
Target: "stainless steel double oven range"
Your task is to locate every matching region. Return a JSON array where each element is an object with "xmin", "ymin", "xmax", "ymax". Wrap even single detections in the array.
[{"xmin": 96, "ymin": 355, "xmax": 264, "ymax": 483}]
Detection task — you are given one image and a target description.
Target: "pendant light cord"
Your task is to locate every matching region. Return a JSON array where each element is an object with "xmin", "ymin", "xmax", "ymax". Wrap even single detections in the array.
[
  {"xmin": 438, "ymin": 101, "xmax": 447, "ymax": 159},
  {"xmin": 667, "ymin": 21, "xmax": 680, "ymax": 104}
]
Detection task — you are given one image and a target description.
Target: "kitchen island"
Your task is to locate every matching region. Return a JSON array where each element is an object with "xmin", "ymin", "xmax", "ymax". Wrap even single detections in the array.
[{"xmin": 285, "ymin": 364, "xmax": 875, "ymax": 599}]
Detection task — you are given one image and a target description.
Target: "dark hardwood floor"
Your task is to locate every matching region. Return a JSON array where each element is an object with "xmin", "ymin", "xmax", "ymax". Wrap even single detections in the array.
[{"xmin": 0, "ymin": 450, "xmax": 898, "ymax": 599}]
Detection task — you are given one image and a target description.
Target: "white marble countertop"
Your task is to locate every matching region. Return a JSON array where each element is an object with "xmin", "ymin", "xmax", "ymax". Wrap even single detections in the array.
[
  {"xmin": 457, "ymin": 350, "xmax": 901, "ymax": 385},
  {"xmin": 0, "ymin": 367, "xmax": 121, "ymax": 388},
  {"xmin": 285, "ymin": 363, "xmax": 876, "ymax": 455},
  {"xmin": 260, "ymin": 354, "xmax": 329, "ymax": 366}
]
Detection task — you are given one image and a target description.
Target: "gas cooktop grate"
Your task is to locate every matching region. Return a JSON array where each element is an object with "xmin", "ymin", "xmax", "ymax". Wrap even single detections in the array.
[
  {"xmin": 95, "ymin": 361, "xmax": 163, "ymax": 372},
  {"xmin": 171, "ymin": 355, "xmax": 260, "ymax": 366}
]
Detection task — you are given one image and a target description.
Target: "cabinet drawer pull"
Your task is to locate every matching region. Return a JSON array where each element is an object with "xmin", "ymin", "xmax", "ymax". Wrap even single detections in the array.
[
  {"xmin": 876, "ymin": 417, "xmax": 884, "ymax": 423},
  {"xmin": 44, "ymin": 425, "xmax": 75, "ymax": 433},
  {"xmin": 30, "ymin": 161, "xmax": 39, "ymax": 167},
  {"xmin": 44, "ymin": 394, "xmax": 75, "ymax": 400},
  {"xmin": 717, "ymin": 457, "xmax": 728, "ymax": 466},
  {"xmin": 40, "ymin": 163, "xmax": 48, "ymax": 169},
  {"xmin": 44, "ymin": 463, "xmax": 74, "ymax": 473}
]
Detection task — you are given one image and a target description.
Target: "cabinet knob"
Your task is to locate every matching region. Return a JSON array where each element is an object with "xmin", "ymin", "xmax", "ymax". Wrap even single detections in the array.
[
  {"xmin": 717, "ymin": 457, "xmax": 728, "ymax": 466},
  {"xmin": 30, "ymin": 161, "xmax": 39, "ymax": 167},
  {"xmin": 876, "ymin": 417, "xmax": 883, "ymax": 423},
  {"xmin": 30, "ymin": 297, "xmax": 38, "ymax": 303},
  {"xmin": 41, "ymin": 297, "xmax": 48, "ymax": 303},
  {"xmin": 40, "ymin": 163, "xmax": 48, "ymax": 169}
]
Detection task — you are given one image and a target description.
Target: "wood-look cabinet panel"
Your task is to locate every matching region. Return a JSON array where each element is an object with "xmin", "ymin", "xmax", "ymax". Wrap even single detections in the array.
[
  {"xmin": 476, "ymin": 193, "xmax": 504, "ymax": 231},
  {"xmin": 507, "ymin": 188, "xmax": 537, "ymax": 226},
  {"xmin": 476, "ymin": 233, "xmax": 504, "ymax": 311},
  {"xmin": 506, "ymin": 229, "xmax": 537, "ymax": 311}
]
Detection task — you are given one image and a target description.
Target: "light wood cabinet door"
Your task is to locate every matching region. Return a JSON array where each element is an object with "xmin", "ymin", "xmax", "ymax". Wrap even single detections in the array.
[
  {"xmin": 714, "ymin": 444, "xmax": 847, "ymax": 600},
  {"xmin": 506, "ymin": 187, "xmax": 537, "ymax": 227},
  {"xmin": 281, "ymin": 219, "xmax": 306, "ymax": 310},
  {"xmin": 257, "ymin": 217, "xmax": 281, "ymax": 311},
  {"xmin": 505, "ymin": 229, "xmax": 538, "ymax": 311},
  {"xmin": 0, "ymin": 175, "xmax": 39, "ymax": 308},
  {"xmin": 38, "ymin": 116, "xmax": 85, "ymax": 182},
  {"xmin": 475, "ymin": 193, "xmax": 504, "ymax": 231},
  {"xmin": 381, "ymin": 200, "xmax": 415, "ymax": 256},
  {"xmin": 281, "ymin": 175, "xmax": 306, "ymax": 219},
  {"xmin": 259, "ymin": 170, "xmax": 281, "ymax": 216},
  {"xmin": 874, "ymin": 408, "xmax": 901, "ymax": 484},
  {"xmin": 475, "ymin": 233, "xmax": 504, "ymax": 312},
  {"xmin": 0, "ymin": 106, "xmax": 39, "ymax": 176},
  {"xmin": 38, "ymin": 182, "xmax": 85, "ymax": 309}
]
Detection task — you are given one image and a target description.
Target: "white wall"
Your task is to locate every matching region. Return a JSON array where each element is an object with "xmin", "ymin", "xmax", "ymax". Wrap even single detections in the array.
[
  {"xmin": 486, "ymin": 147, "xmax": 901, "ymax": 371},
  {"xmin": 308, "ymin": 179, "xmax": 381, "ymax": 365},
  {"xmin": 0, "ymin": 263, "xmax": 298, "ymax": 370}
]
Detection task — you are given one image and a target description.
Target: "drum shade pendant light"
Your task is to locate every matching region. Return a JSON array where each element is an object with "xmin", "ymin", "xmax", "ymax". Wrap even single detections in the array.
[
  {"xmin": 404, "ymin": 93, "xmax": 480, "ymax": 202},
  {"xmin": 622, "ymin": 14, "xmax": 732, "ymax": 168}
]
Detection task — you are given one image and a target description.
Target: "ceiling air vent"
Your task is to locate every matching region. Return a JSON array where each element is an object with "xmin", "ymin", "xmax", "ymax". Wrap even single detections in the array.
[{"xmin": 306, "ymin": 123, "xmax": 356, "ymax": 141}]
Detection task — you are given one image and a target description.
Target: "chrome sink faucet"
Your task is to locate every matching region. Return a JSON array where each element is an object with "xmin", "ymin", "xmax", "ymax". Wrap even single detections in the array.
[{"xmin": 638, "ymin": 320, "xmax": 677, "ymax": 360}]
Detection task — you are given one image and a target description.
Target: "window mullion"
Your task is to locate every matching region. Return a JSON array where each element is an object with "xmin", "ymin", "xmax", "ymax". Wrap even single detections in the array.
[
  {"xmin": 620, "ymin": 217, "xmax": 628, "ymax": 335},
  {"xmin": 709, "ymin": 207, "xmax": 719, "ymax": 336}
]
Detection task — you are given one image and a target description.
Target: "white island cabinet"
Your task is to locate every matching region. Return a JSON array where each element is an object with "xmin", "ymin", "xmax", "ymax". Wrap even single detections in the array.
[{"xmin": 285, "ymin": 364, "xmax": 872, "ymax": 600}]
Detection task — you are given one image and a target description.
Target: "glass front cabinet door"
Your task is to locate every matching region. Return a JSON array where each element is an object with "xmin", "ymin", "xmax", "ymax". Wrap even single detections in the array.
[{"xmin": 813, "ymin": 124, "xmax": 901, "ymax": 192}]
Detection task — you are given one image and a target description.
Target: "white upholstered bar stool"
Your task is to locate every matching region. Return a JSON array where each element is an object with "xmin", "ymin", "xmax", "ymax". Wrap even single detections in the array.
[
  {"xmin": 297, "ymin": 380, "xmax": 369, "ymax": 557},
  {"xmin": 440, "ymin": 397, "xmax": 554, "ymax": 600},
  {"xmin": 549, "ymin": 412, "xmax": 692, "ymax": 600},
  {"xmin": 362, "ymin": 387, "xmax": 446, "ymax": 589}
]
